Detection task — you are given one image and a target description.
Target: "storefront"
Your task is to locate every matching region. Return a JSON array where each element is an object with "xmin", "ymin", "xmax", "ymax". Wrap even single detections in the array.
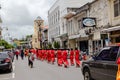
[
  {"xmin": 79, "ymin": 40, "xmax": 89, "ymax": 55},
  {"xmin": 59, "ymin": 33, "xmax": 68, "ymax": 48},
  {"xmin": 68, "ymin": 34, "xmax": 80, "ymax": 49},
  {"xmin": 102, "ymin": 26, "xmax": 120, "ymax": 44}
]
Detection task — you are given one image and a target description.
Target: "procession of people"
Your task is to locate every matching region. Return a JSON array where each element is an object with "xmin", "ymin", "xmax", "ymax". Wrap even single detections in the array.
[{"xmin": 14, "ymin": 47, "xmax": 83, "ymax": 68}]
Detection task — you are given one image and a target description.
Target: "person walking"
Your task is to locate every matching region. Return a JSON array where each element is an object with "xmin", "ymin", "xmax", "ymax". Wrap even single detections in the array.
[
  {"xmin": 70, "ymin": 48, "xmax": 74, "ymax": 66},
  {"xmin": 75, "ymin": 48, "xmax": 81, "ymax": 67},
  {"xmin": 57, "ymin": 49, "xmax": 63, "ymax": 66},
  {"xmin": 28, "ymin": 51, "xmax": 35, "ymax": 68},
  {"xmin": 62, "ymin": 49, "xmax": 69, "ymax": 68},
  {"xmin": 15, "ymin": 49, "xmax": 20, "ymax": 60},
  {"xmin": 20, "ymin": 49, "xmax": 24, "ymax": 60},
  {"xmin": 51, "ymin": 49, "xmax": 55, "ymax": 64}
]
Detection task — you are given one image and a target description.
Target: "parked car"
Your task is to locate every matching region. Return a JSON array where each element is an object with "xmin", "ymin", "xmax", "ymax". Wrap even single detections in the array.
[
  {"xmin": 3, "ymin": 49, "xmax": 14, "ymax": 62},
  {"xmin": 81, "ymin": 45, "xmax": 120, "ymax": 80},
  {"xmin": 0, "ymin": 52, "xmax": 13, "ymax": 72}
]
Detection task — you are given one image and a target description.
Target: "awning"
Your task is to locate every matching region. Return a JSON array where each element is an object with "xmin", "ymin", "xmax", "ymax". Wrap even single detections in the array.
[
  {"xmin": 64, "ymin": 12, "xmax": 76, "ymax": 19},
  {"xmin": 102, "ymin": 26, "xmax": 120, "ymax": 32}
]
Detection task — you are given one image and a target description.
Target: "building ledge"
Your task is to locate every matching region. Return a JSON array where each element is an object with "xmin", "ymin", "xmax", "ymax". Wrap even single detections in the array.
[
  {"xmin": 69, "ymin": 34, "xmax": 80, "ymax": 40},
  {"xmin": 102, "ymin": 26, "xmax": 120, "ymax": 32},
  {"xmin": 64, "ymin": 12, "xmax": 76, "ymax": 19}
]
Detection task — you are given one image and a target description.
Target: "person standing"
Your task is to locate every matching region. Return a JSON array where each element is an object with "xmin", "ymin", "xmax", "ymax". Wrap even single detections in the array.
[
  {"xmin": 75, "ymin": 48, "xmax": 81, "ymax": 67},
  {"xmin": 70, "ymin": 48, "xmax": 74, "ymax": 66}
]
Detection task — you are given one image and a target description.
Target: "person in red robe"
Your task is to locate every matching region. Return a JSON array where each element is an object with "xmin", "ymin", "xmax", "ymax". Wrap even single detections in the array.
[
  {"xmin": 51, "ymin": 49, "xmax": 55, "ymax": 64},
  {"xmin": 36, "ymin": 49, "xmax": 39, "ymax": 59},
  {"xmin": 62, "ymin": 49, "xmax": 69, "ymax": 68},
  {"xmin": 47, "ymin": 49, "xmax": 51, "ymax": 63},
  {"xmin": 43, "ymin": 50, "xmax": 47, "ymax": 61},
  {"xmin": 57, "ymin": 49, "xmax": 63, "ymax": 66},
  {"xmin": 38, "ymin": 49, "xmax": 42, "ymax": 61},
  {"xmin": 75, "ymin": 48, "xmax": 81, "ymax": 67},
  {"xmin": 70, "ymin": 48, "xmax": 74, "ymax": 66},
  {"xmin": 41, "ymin": 49, "xmax": 44, "ymax": 61}
]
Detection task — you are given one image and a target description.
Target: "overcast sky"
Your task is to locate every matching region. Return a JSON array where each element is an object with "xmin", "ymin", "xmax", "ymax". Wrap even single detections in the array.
[
  {"xmin": 0, "ymin": 0, "xmax": 56, "ymax": 40},
  {"xmin": 0, "ymin": 0, "xmax": 92, "ymax": 40}
]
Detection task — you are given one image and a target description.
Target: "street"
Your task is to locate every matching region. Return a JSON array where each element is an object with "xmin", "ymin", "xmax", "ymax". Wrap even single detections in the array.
[{"xmin": 0, "ymin": 57, "xmax": 84, "ymax": 80}]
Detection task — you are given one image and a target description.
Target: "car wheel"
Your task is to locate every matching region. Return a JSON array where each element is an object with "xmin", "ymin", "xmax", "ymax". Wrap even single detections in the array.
[{"xmin": 84, "ymin": 69, "xmax": 92, "ymax": 80}]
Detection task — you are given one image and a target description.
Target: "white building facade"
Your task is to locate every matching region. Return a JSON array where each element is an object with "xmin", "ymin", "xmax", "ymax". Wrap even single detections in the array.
[{"xmin": 48, "ymin": 0, "xmax": 88, "ymax": 48}]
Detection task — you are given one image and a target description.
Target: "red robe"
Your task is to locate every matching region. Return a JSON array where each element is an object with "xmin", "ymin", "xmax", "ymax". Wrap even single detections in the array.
[
  {"xmin": 75, "ymin": 50, "xmax": 81, "ymax": 65},
  {"xmin": 62, "ymin": 50, "xmax": 69, "ymax": 66},
  {"xmin": 36, "ymin": 50, "xmax": 39, "ymax": 59},
  {"xmin": 70, "ymin": 50, "xmax": 74, "ymax": 65},
  {"xmin": 47, "ymin": 50, "xmax": 51, "ymax": 62},
  {"xmin": 57, "ymin": 50, "xmax": 63, "ymax": 66},
  {"xmin": 39, "ymin": 50, "xmax": 43, "ymax": 60},
  {"xmin": 51, "ymin": 50, "xmax": 55, "ymax": 63},
  {"xmin": 43, "ymin": 50, "xmax": 47, "ymax": 60}
]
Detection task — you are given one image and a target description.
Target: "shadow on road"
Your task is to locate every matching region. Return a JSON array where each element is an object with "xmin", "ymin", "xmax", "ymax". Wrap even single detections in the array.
[{"xmin": 0, "ymin": 70, "xmax": 11, "ymax": 75}]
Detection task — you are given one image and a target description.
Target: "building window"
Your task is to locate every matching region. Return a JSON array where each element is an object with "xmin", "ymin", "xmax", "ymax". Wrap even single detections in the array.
[
  {"xmin": 62, "ymin": 22, "xmax": 64, "ymax": 32},
  {"xmin": 56, "ymin": 12, "xmax": 57, "ymax": 22},
  {"xmin": 58, "ymin": 10, "xmax": 60, "ymax": 21},
  {"xmin": 114, "ymin": 0, "xmax": 120, "ymax": 17},
  {"xmin": 70, "ymin": 20, "xmax": 72, "ymax": 35}
]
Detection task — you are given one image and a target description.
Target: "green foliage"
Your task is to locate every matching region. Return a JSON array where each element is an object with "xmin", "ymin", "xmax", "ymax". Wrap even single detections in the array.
[
  {"xmin": 47, "ymin": 42, "xmax": 53, "ymax": 49},
  {"xmin": 0, "ymin": 40, "xmax": 14, "ymax": 49},
  {"xmin": 53, "ymin": 41, "xmax": 60, "ymax": 49}
]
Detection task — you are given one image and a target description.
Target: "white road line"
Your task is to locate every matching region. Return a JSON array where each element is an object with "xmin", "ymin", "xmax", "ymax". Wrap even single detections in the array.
[
  {"xmin": 12, "ymin": 73, "xmax": 15, "ymax": 79},
  {"xmin": 13, "ymin": 65, "xmax": 15, "ymax": 71},
  {"xmin": 12, "ymin": 61, "xmax": 15, "ymax": 79}
]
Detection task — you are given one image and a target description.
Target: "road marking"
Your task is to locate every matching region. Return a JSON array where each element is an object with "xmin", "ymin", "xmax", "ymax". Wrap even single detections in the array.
[
  {"xmin": 12, "ymin": 61, "xmax": 15, "ymax": 79},
  {"xmin": 12, "ymin": 73, "xmax": 15, "ymax": 79},
  {"xmin": 13, "ymin": 65, "xmax": 15, "ymax": 71}
]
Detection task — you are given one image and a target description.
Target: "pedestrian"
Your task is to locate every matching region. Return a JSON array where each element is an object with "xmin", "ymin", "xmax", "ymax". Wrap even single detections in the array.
[
  {"xmin": 28, "ymin": 50, "xmax": 35, "ymax": 68},
  {"xmin": 70, "ymin": 48, "xmax": 74, "ymax": 66},
  {"xmin": 20, "ymin": 49, "xmax": 24, "ymax": 60},
  {"xmin": 51, "ymin": 49, "xmax": 55, "ymax": 64},
  {"xmin": 57, "ymin": 49, "xmax": 63, "ymax": 66},
  {"xmin": 47, "ymin": 49, "xmax": 51, "ymax": 63},
  {"xmin": 15, "ymin": 49, "xmax": 20, "ymax": 60},
  {"xmin": 75, "ymin": 48, "xmax": 81, "ymax": 67},
  {"xmin": 62, "ymin": 49, "xmax": 69, "ymax": 68}
]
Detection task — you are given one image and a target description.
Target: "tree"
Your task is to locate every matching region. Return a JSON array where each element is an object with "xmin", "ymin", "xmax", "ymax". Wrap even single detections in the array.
[
  {"xmin": 53, "ymin": 41, "xmax": 60, "ymax": 49},
  {"xmin": 0, "ymin": 40, "xmax": 14, "ymax": 49}
]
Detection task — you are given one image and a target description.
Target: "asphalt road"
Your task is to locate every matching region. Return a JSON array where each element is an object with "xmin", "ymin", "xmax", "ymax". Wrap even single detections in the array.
[{"xmin": 0, "ymin": 56, "xmax": 84, "ymax": 80}]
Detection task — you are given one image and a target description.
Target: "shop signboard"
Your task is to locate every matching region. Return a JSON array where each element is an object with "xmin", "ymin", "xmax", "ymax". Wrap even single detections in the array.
[{"xmin": 82, "ymin": 17, "xmax": 96, "ymax": 27}]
